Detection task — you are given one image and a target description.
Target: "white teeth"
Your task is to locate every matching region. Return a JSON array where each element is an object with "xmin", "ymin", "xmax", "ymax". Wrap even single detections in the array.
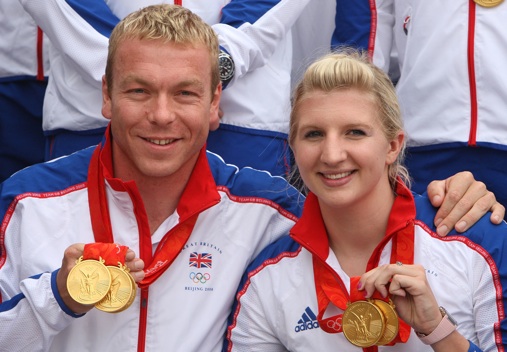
[
  {"xmin": 147, "ymin": 138, "xmax": 173, "ymax": 146},
  {"xmin": 324, "ymin": 171, "xmax": 353, "ymax": 180}
]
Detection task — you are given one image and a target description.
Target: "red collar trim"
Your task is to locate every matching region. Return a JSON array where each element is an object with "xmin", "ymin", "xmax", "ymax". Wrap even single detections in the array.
[
  {"xmin": 290, "ymin": 180, "xmax": 415, "ymax": 263},
  {"xmin": 93, "ymin": 127, "xmax": 220, "ymax": 223}
]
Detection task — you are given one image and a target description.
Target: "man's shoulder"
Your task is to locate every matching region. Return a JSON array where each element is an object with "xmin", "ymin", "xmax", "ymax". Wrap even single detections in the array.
[
  {"xmin": 206, "ymin": 150, "xmax": 304, "ymax": 217},
  {"xmin": 0, "ymin": 147, "xmax": 94, "ymax": 206}
]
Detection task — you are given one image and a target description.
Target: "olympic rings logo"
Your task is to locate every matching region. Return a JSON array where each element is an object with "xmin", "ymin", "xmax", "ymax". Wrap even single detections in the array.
[
  {"xmin": 189, "ymin": 272, "xmax": 211, "ymax": 284},
  {"xmin": 326, "ymin": 316, "xmax": 343, "ymax": 332}
]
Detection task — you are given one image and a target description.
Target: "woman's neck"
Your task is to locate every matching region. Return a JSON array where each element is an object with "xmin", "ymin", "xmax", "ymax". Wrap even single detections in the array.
[{"xmin": 320, "ymin": 186, "xmax": 396, "ymax": 277}]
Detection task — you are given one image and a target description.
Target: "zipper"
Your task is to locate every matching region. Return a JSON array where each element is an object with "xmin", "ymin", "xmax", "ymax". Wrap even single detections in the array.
[
  {"xmin": 467, "ymin": 1, "xmax": 478, "ymax": 146},
  {"xmin": 137, "ymin": 288, "xmax": 150, "ymax": 352}
]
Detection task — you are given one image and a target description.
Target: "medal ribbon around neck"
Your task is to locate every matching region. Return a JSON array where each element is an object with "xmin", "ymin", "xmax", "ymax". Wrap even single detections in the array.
[
  {"xmin": 87, "ymin": 146, "xmax": 199, "ymax": 289},
  {"xmin": 313, "ymin": 221, "xmax": 415, "ymax": 348}
]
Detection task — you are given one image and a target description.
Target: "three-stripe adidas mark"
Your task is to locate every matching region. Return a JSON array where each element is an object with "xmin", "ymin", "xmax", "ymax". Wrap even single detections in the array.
[{"xmin": 294, "ymin": 307, "xmax": 320, "ymax": 332}]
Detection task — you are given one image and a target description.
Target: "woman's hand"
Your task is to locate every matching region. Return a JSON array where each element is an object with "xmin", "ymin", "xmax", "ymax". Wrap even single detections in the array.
[{"xmin": 358, "ymin": 263, "xmax": 442, "ymax": 334}]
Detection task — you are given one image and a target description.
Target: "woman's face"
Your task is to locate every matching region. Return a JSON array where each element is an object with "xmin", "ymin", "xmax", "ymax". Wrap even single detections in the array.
[{"xmin": 291, "ymin": 88, "xmax": 403, "ymax": 210}]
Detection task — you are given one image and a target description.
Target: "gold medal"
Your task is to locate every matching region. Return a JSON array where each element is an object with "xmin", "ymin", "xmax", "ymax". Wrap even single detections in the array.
[
  {"xmin": 67, "ymin": 256, "xmax": 111, "ymax": 305},
  {"xmin": 117, "ymin": 270, "xmax": 137, "ymax": 313},
  {"xmin": 372, "ymin": 299, "xmax": 399, "ymax": 346},
  {"xmin": 473, "ymin": 0, "xmax": 504, "ymax": 7},
  {"xmin": 95, "ymin": 262, "xmax": 136, "ymax": 313},
  {"xmin": 342, "ymin": 300, "xmax": 385, "ymax": 347}
]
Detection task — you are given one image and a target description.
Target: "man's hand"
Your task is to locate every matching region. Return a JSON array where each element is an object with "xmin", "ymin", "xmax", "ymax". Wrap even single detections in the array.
[
  {"xmin": 56, "ymin": 244, "xmax": 145, "ymax": 315},
  {"xmin": 427, "ymin": 171, "xmax": 505, "ymax": 236}
]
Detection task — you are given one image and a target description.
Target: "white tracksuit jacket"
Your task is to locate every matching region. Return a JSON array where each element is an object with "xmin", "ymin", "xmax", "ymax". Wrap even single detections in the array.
[
  {"xmin": 225, "ymin": 183, "xmax": 507, "ymax": 351},
  {"xmin": 0, "ymin": 129, "xmax": 303, "ymax": 351},
  {"xmin": 375, "ymin": 1, "xmax": 507, "ymax": 150}
]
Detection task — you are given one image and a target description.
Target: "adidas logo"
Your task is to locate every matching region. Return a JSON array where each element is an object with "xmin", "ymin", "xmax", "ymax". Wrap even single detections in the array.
[{"xmin": 294, "ymin": 306, "xmax": 320, "ymax": 332}]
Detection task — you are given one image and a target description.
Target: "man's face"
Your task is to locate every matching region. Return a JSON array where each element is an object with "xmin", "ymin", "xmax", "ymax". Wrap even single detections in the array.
[{"xmin": 102, "ymin": 38, "xmax": 221, "ymax": 182}]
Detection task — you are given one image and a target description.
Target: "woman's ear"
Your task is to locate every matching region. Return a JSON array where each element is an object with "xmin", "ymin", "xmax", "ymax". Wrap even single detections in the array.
[{"xmin": 386, "ymin": 131, "xmax": 405, "ymax": 165}]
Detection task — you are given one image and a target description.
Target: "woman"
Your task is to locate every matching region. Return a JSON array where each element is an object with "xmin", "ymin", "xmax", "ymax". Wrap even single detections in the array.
[{"xmin": 224, "ymin": 50, "xmax": 506, "ymax": 351}]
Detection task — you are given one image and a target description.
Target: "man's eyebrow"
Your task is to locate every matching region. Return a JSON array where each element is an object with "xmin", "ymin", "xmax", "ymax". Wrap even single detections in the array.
[{"xmin": 176, "ymin": 79, "xmax": 205, "ymax": 90}]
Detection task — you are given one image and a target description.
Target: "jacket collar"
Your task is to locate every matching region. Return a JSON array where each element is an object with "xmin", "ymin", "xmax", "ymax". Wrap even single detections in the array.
[
  {"xmin": 290, "ymin": 180, "xmax": 416, "ymax": 263},
  {"xmin": 92, "ymin": 125, "xmax": 221, "ymax": 223}
]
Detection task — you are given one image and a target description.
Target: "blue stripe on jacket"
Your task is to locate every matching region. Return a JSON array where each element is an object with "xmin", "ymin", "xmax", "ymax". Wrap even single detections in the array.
[{"xmin": 65, "ymin": 0, "xmax": 119, "ymax": 37}]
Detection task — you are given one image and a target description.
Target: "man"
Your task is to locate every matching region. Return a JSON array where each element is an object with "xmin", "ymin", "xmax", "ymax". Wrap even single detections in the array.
[
  {"xmin": 0, "ymin": 5, "xmax": 503, "ymax": 351},
  {"xmin": 19, "ymin": 0, "xmax": 310, "ymax": 176}
]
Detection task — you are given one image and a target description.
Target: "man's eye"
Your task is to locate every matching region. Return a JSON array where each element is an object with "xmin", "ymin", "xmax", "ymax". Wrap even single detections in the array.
[{"xmin": 130, "ymin": 88, "xmax": 146, "ymax": 94}]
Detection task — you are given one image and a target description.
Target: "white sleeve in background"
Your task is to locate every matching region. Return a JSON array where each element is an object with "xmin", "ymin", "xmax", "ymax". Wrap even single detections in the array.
[
  {"xmin": 372, "ymin": 0, "xmax": 397, "ymax": 79},
  {"xmin": 18, "ymin": 0, "xmax": 116, "ymax": 131},
  {"xmin": 18, "ymin": 0, "xmax": 111, "ymax": 86},
  {"xmin": 213, "ymin": 0, "xmax": 312, "ymax": 87}
]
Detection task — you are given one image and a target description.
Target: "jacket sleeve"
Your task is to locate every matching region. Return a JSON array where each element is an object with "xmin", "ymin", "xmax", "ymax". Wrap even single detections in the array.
[
  {"xmin": 0, "ymin": 271, "xmax": 80, "ymax": 351},
  {"xmin": 213, "ymin": 0, "xmax": 311, "ymax": 87},
  {"xmin": 371, "ymin": 0, "xmax": 398, "ymax": 80},
  {"xmin": 18, "ymin": 0, "xmax": 118, "ymax": 85}
]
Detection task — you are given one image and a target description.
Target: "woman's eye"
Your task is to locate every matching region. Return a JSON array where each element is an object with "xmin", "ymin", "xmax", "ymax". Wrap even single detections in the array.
[
  {"xmin": 304, "ymin": 130, "xmax": 322, "ymax": 138},
  {"xmin": 348, "ymin": 129, "xmax": 366, "ymax": 136}
]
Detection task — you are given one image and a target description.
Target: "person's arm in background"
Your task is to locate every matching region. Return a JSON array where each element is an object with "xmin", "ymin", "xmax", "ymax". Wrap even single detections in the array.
[
  {"xmin": 18, "ymin": 0, "xmax": 118, "ymax": 87},
  {"xmin": 213, "ymin": 0, "xmax": 312, "ymax": 87}
]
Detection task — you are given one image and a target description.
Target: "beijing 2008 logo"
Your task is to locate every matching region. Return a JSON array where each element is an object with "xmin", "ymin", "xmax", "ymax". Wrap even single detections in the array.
[{"xmin": 189, "ymin": 272, "xmax": 211, "ymax": 284}]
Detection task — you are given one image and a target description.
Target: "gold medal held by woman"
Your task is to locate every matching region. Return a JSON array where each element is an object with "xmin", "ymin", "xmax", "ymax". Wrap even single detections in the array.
[
  {"xmin": 341, "ymin": 299, "xmax": 400, "ymax": 347},
  {"xmin": 473, "ymin": 0, "xmax": 504, "ymax": 7},
  {"xmin": 372, "ymin": 299, "xmax": 399, "ymax": 345},
  {"xmin": 342, "ymin": 300, "xmax": 386, "ymax": 347}
]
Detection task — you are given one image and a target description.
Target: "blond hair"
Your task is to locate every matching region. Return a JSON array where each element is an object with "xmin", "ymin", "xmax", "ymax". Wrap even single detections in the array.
[
  {"xmin": 105, "ymin": 4, "xmax": 220, "ymax": 92},
  {"xmin": 289, "ymin": 49, "xmax": 410, "ymax": 190}
]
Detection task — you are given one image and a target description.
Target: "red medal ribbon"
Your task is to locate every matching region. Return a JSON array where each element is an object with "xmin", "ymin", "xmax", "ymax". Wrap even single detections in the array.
[
  {"xmin": 87, "ymin": 141, "xmax": 199, "ymax": 288},
  {"xmin": 138, "ymin": 213, "xmax": 198, "ymax": 288},
  {"xmin": 83, "ymin": 243, "xmax": 129, "ymax": 266},
  {"xmin": 313, "ymin": 220, "xmax": 415, "ymax": 349}
]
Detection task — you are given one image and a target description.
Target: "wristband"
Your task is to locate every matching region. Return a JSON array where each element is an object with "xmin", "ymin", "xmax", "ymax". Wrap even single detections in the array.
[{"xmin": 416, "ymin": 307, "xmax": 457, "ymax": 345}]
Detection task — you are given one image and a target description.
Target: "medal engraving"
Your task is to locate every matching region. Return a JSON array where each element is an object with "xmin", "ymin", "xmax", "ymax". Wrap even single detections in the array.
[
  {"xmin": 95, "ymin": 263, "xmax": 136, "ymax": 313},
  {"xmin": 342, "ymin": 301, "xmax": 385, "ymax": 347},
  {"xmin": 372, "ymin": 299, "xmax": 399, "ymax": 345},
  {"xmin": 67, "ymin": 257, "xmax": 111, "ymax": 305},
  {"xmin": 473, "ymin": 0, "xmax": 504, "ymax": 7}
]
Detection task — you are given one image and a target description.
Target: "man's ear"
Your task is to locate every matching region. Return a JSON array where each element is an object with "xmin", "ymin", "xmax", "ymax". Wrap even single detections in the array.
[
  {"xmin": 101, "ymin": 75, "xmax": 112, "ymax": 121},
  {"xmin": 209, "ymin": 82, "xmax": 222, "ymax": 131}
]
